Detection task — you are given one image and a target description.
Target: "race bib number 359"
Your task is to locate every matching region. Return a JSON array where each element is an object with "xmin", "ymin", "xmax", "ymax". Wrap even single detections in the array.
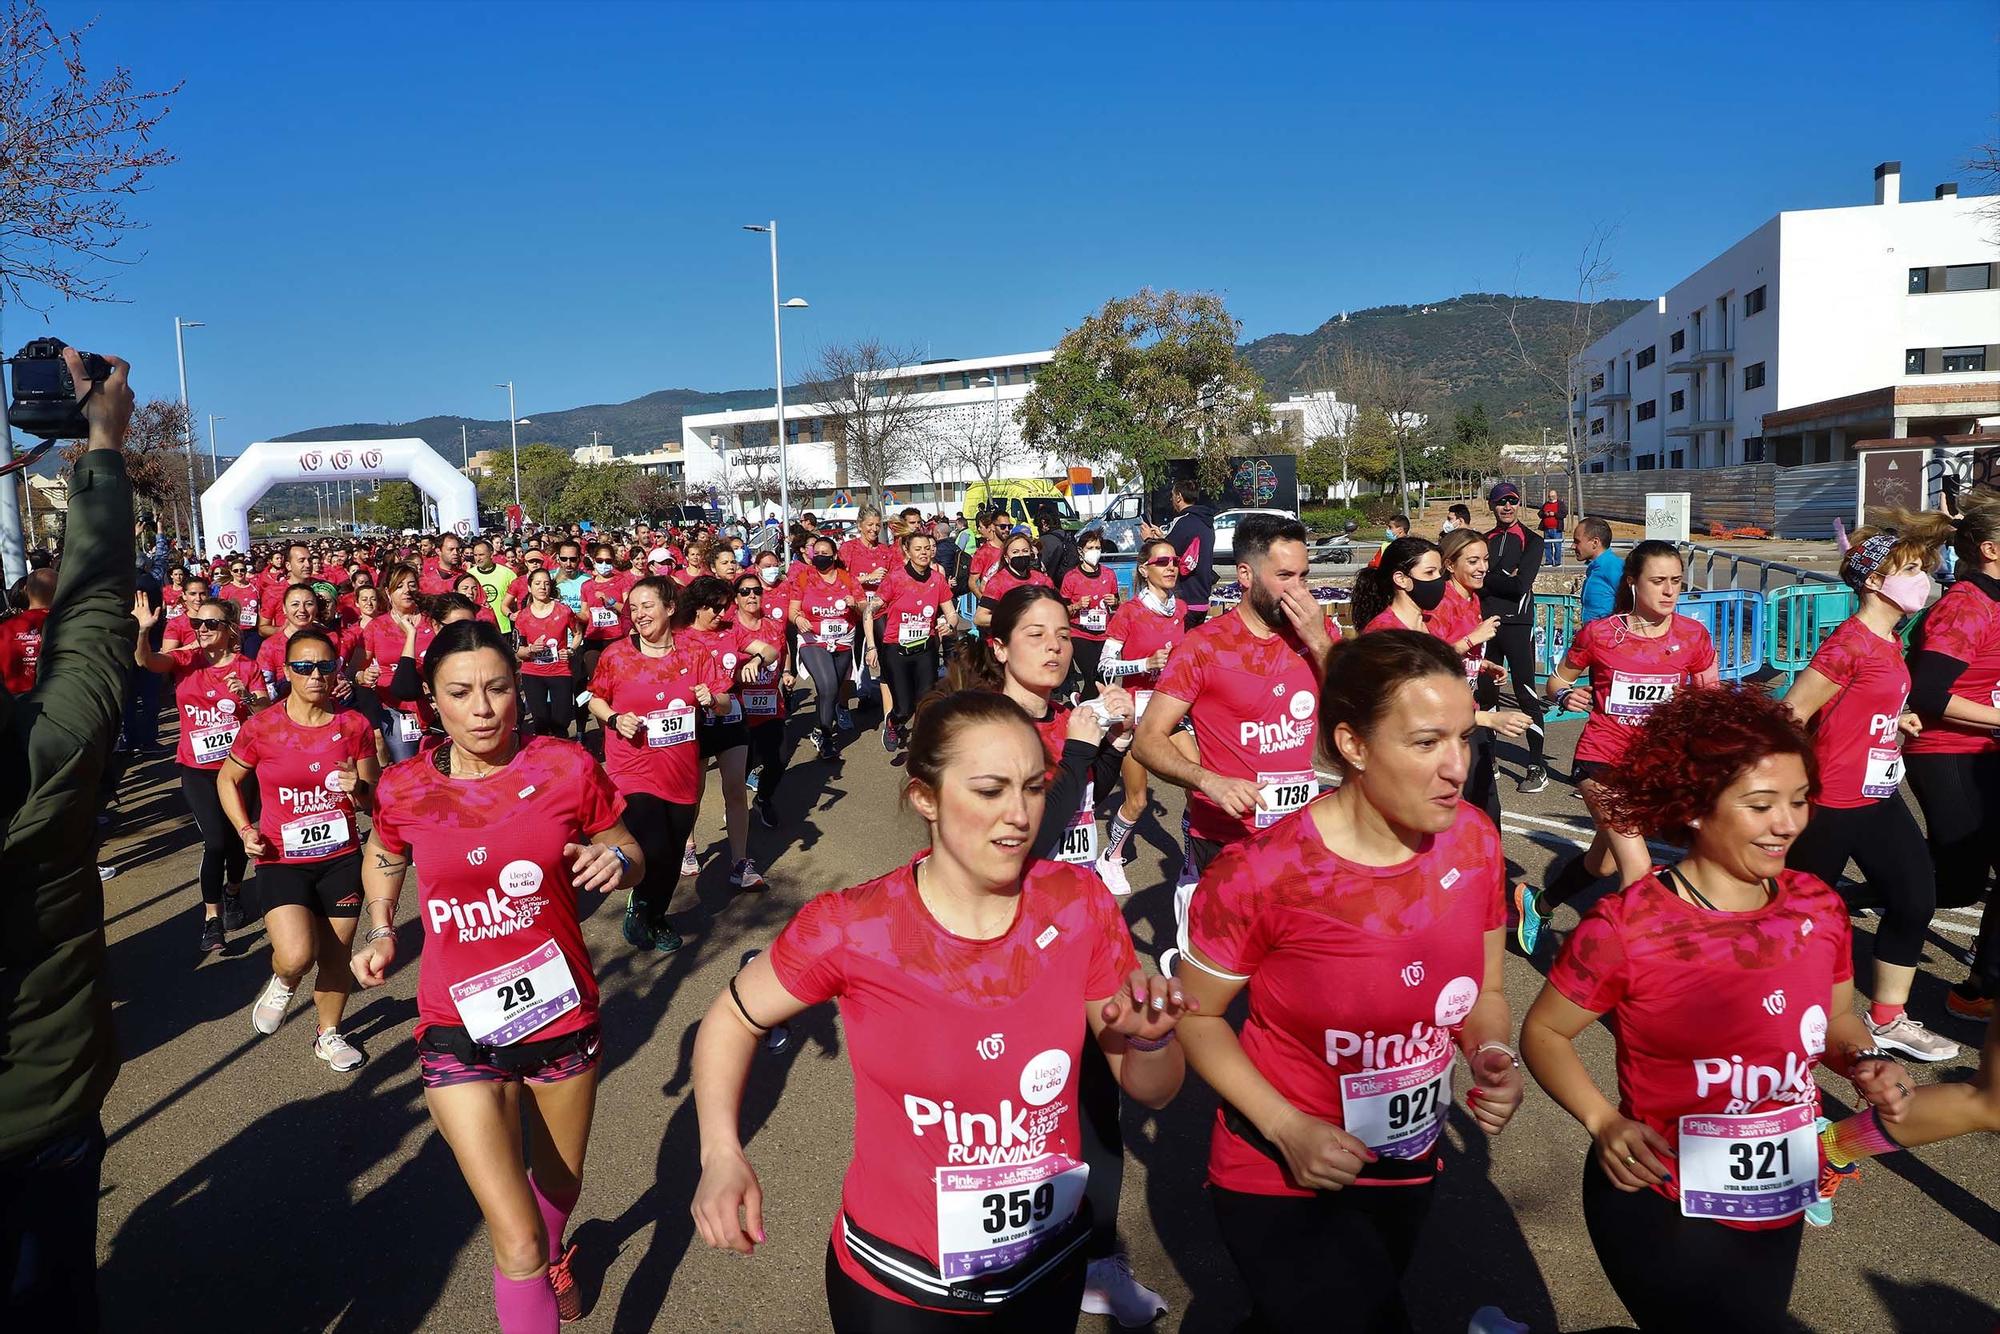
[{"xmin": 934, "ymin": 1155, "xmax": 1087, "ymax": 1279}]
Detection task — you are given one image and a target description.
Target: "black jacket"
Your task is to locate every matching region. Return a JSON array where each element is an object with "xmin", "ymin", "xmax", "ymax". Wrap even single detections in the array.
[
  {"xmin": 1480, "ymin": 521, "xmax": 1543, "ymax": 624},
  {"xmin": 1166, "ymin": 503, "xmax": 1217, "ymax": 608}
]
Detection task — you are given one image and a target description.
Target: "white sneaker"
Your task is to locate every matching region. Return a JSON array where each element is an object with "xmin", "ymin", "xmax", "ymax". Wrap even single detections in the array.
[
  {"xmin": 251, "ymin": 975, "xmax": 295, "ymax": 1035},
  {"xmin": 314, "ymin": 1029, "xmax": 365, "ymax": 1072},
  {"xmin": 1081, "ymin": 1253, "xmax": 1167, "ymax": 1328},
  {"xmin": 1095, "ymin": 850, "xmax": 1134, "ymax": 898},
  {"xmin": 1868, "ymin": 1013, "xmax": 1962, "ymax": 1062},
  {"xmin": 681, "ymin": 844, "xmax": 700, "ymax": 877},
  {"xmin": 729, "ymin": 858, "xmax": 766, "ymax": 890}
]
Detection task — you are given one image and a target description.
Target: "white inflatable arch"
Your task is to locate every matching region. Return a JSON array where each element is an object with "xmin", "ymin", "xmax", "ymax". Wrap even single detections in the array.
[{"xmin": 200, "ymin": 438, "xmax": 480, "ymax": 559}]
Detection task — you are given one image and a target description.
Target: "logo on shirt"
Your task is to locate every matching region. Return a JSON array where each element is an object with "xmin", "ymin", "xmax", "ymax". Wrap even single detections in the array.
[
  {"xmin": 467, "ymin": 846, "xmax": 489, "ymax": 867},
  {"xmin": 1399, "ymin": 961, "xmax": 1426, "ymax": 987},
  {"xmin": 1760, "ymin": 989, "xmax": 1786, "ymax": 1017},
  {"xmin": 1287, "ymin": 692, "xmax": 1315, "ymax": 722},
  {"xmin": 902, "ymin": 1049, "xmax": 1074, "ymax": 1166},
  {"xmin": 976, "ymin": 1034, "xmax": 1006, "ymax": 1061}
]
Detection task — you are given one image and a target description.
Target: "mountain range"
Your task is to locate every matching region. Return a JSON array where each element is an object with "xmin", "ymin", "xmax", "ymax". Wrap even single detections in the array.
[{"xmin": 271, "ymin": 292, "xmax": 1649, "ymax": 460}]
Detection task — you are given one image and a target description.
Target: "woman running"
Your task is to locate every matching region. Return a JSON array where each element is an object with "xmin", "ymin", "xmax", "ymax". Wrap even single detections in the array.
[
  {"xmin": 1782, "ymin": 515, "xmax": 1961, "ymax": 1061},
  {"xmin": 514, "ymin": 567, "xmax": 581, "ymax": 740},
  {"xmin": 1175, "ymin": 630, "xmax": 1523, "ymax": 1334},
  {"xmin": 1061, "ymin": 529, "xmax": 1118, "ymax": 698},
  {"xmin": 729, "ymin": 568, "xmax": 793, "ymax": 825},
  {"xmin": 1428, "ymin": 529, "xmax": 1530, "ymax": 828},
  {"xmin": 1901, "ymin": 490, "xmax": 2000, "ymax": 1023},
  {"xmin": 161, "ymin": 571, "xmax": 212, "ymax": 651},
  {"xmin": 350, "ymin": 564, "xmax": 438, "ymax": 764},
  {"xmin": 352, "ymin": 620, "xmax": 643, "ymax": 1331},
  {"xmin": 221, "ymin": 559, "xmax": 266, "ymax": 661},
  {"xmin": 1092, "ymin": 538, "xmax": 1186, "ymax": 898},
  {"xmin": 789, "ymin": 534, "xmax": 864, "ymax": 761},
  {"xmin": 575, "ymin": 542, "xmax": 635, "ymax": 705},
  {"xmin": 1349, "ymin": 535, "xmax": 1448, "ymax": 634},
  {"xmin": 133, "ymin": 591, "xmax": 272, "ymax": 952},
  {"xmin": 1521, "ymin": 685, "xmax": 1913, "ymax": 1333},
  {"xmin": 456, "ymin": 571, "xmax": 501, "ymax": 626},
  {"xmin": 217, "ymin": 628, "xmax": 380, "ymax": 1071},
  {"xmin": 679, "ymin": 574, "xmax": 780, "ymax": 892},
  {"xmin": 690, "ymin": 689, "xmax": 1189, "ymax": 1332},
  {"xmin": 586, "ymin": 576, "xmax": 733, "ymax": 955},
  {"xmin": 864, "ymin": 528, "xmax": 956, "ymax": 755},
  {"xmin": 1521, "ymin": 541, "xmax": 1718, "ymax": 952},
  {"xmin": 975, "ymin": 531, "xmax": 1053, "ymax": 629},
  {"xmin": 255, "ymin": 583, "xmax": 326, "ymax": 697}
]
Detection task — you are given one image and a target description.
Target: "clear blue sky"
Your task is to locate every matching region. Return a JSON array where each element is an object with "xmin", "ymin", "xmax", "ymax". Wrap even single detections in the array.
[{"xmin": 22, "ymin": 0, "xmax": 1998, "ymax": 451}]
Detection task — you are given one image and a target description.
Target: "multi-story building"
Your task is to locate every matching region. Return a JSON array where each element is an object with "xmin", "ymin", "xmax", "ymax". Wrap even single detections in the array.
[{"xmin": 1574, "ymin": 162, "xmax": 1999, "ymax": 473}]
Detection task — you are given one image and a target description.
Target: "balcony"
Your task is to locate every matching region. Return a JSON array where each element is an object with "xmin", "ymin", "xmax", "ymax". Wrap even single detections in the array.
[
  {"xmin": 1667, "ymin": 415, "xmax": 1733, "ymax": 436},
  {"xmin": 1592, "ymin": 384, "xmax": 1631, "ymax": 403},
  {"xmin": 1691, "ymin": 343, "xmax": 1734, "ymax": 365}
]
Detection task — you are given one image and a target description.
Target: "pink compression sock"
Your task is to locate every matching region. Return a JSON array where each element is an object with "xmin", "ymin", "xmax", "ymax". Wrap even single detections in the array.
[
  {"xmin": 531, "ymin": 1174, "xmax": 577, "ymax": 1262},
  {"xmin": 1868, "ymin": 1001, "xmax": 1904, "ymax": 1028},
  {"xmin": 493, "ymin": 1267, "xmax": 558, "ymax": 1334}
]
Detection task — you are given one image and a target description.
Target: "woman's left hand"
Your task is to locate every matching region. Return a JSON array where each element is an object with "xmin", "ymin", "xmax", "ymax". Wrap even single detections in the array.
[
  {"xmin": 1099, "ymin": 968, "xmax": 1197, "ymax": 1045},
  {"xmin": 1465, "ymin": 1045, "xmax": 1524, "ymax": 1135},
  {"xmin": 693, "ymin": 684, "xmax": 714, "ymax": 708},
  {"xmin": 566, "ymin": 841, "xmax": 626, "ymax": 894},
  {"xmin": 1851, "ymin": 1054, "xmax": 1916, "ymax": 1124}
]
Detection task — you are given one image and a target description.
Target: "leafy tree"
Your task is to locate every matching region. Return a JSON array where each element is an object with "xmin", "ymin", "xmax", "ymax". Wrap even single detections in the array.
[
  {"xmin": 1019, "ymin": 288, "xmax": 1269, "ymax": 497},
  {"xmin": 555, "ymin": 463, "xmax": 631, "ymax": 526},
  {"xmin": 515, "ymin": 443, "xmax": 574, "ymax": 526},
  {"xmin": 372, "ymin": 481, "xmax": 422, "ymax": 532}
]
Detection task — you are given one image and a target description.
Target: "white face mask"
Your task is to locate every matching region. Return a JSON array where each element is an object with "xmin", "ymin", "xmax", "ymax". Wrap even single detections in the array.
[
  {"xmin": 1080, "ymin": 548, "xmax": 1101, "ymax": 567},
  {"xmin": 758, "ymin": 565, "xmax": 782, "ymax": 586}
]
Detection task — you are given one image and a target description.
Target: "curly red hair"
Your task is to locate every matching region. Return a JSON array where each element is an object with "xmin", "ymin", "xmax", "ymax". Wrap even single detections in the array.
[{"xmin": 1597, "ymin": 685, "xmax": 1818, "ymax": 843}]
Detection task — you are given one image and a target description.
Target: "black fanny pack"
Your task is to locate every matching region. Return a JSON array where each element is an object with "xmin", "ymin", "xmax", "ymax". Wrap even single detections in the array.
[
  {"xmin": 417, "ymin": 1022, "xmax": 599, "ymax": 1075},
  {"xmin": 1221, "ymin": 1104, "xmax": 1435, "ymax": 1186},
  {"xmin": 840, "ymin": 1204, "xmax": 1090, "ymax": 1312}
]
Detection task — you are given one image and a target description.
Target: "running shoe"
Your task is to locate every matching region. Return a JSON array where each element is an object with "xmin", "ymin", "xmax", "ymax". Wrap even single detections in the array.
[
  {"xmin": 221, "ymin": 891, "xmax": 248, "ymax": 932},
  {"xmin": 755, "ymin": 799, "xmax": 776, "ymax": 829},
  {"xmin": 1467, "ymin": 1308, "xmax": 1532, "ymax": 1334},
  {"xmin": 730, "ymin": 858, "xmax": 766, "ymax": 891},
  {"xmin": 1945, "ymin": 988, "xmax": 1994, "ymax": 1022},
  {"xmin": 1095, "ymin": 849, "xmax": 1134, "ymax": 899},
  {"xmin": 1513, "ymin": 882, "xmax": 1544, "ymax": 956},
  {"xmin": 1081, "ymin": 1253, "xmax": 1168, "ymax": 1328},
  {"xmin": 811, "ymin": 727, "xmax": 835, "ymax": 760},
  {"xmin": 745, "ymin": 769, "xmax": 760, "ymax": 797},
  {"xmin": 1517, "ymin": 765, "xmax": 1549, "ymax": 794},
  {"xmin": 1868, "ymin": 1013, "xmax": 1962, "ymax": 1062},
  {"xmin": 314, "ymin": 1029, "xmax": 365, "ymax": 1073},
  {"xmin": 548, "ymin": 1241, "xmax": 583, "ymax": 1323},
  {"xmin": 881, "ymin": 718, "xmax": 899, "ymax": 753},
  {"xmin": 98, "ymin": 865, "xmax": 118, "ymax": 882},
  {"xmin": 200, "ymin": 916, "xmax": 224, "ymax": 954},
  {"xmin": 622, "ymin": 896, "xmax": 656, "ymax": 950},
  {"xmin": 681, "ymin": 844, "xmax": 700, "ymax": 878},
  {"xmin": 1806, "ymin": 1118, "xmax": 1861, "ymax": 1228},
  {"xmin": 650, "ymin": 919, "xmax": 685, "ymax": 954},
  {"xmin": 251, "ymin": 974, "xmax": 296, "ymax": 1035},
  {"xmin": 835, "ymin": 705, "xmax": 854, "ymax": 733}
]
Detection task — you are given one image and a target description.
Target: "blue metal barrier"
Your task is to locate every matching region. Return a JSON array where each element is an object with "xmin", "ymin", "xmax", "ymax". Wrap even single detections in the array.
[
  {"xmin": 1765, "ymin": 585, "xmax": 1857, "ymax": 688},
  {"xmin": 1678, "ymin": 589, "xmax": 1765, "ymax": 681},
  {"xmin": 1103, "ymin": 552, "xmax": 1139, "ymax": 599},
  {"xmin": 1530, "ymin": 594, "xmax": 1586, "ymax": 722}
]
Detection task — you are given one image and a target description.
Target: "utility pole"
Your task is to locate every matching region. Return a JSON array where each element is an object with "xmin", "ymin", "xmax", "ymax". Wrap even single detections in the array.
[{"xmin": 461, "ymin": 424, "xmax": 469, "ymax": 468}]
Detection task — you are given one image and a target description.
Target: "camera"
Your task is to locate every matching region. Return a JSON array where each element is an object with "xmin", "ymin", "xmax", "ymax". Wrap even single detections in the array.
[{"xmin": 7, "ymin": 337, "xmax": 111, "ymax": 441}]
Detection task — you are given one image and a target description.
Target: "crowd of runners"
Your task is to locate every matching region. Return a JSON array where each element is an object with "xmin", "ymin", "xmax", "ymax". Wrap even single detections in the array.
[{"xmin": 14, "ymin": 457, "xmax": 2000, "ymax": 1333}]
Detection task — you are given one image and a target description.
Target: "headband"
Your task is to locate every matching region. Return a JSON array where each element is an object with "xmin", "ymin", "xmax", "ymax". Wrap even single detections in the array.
[{"xmin": 1842, "ymin": 529, "xmax": 1899, "ymax": 591}]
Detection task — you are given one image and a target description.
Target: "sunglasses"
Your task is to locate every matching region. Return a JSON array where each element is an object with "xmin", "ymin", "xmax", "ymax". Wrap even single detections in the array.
[
  {"xmin": 735, "ymin": 586, "xmax": 761, "ymax": 597},
  {"xmin": 287, "ymin": 659, "xmax": 340, "ymax": 677},
  {"xmin": 187, "ymin": 617, "xmax": 226, "ymax": 630},
  {"xmin": 1144, "ymin": 557, "xmax": 1177, "ymax": 568},
  {"xmin": 1494, "ymin": 498, "xmax": 1519, "ymax": 506}
]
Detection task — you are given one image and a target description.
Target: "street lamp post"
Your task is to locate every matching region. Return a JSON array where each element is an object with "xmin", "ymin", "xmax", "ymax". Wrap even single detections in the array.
[
  {"xmin": 176, "ymin": 317, "xmax": 206, "ymax": 553},
  {"xmin": 742, "ymin": 223, "xmax": 808, "ymax": 525},
  {"xmin": 496, "ymin": 381, "xmax": 521, "ymax": 505},
  {"xmin": 208, "ymin": 414, "xmax": 225, "ymax": 479}
]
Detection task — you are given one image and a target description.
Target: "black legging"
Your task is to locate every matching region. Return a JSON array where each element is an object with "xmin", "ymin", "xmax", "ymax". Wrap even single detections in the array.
[
  {"xmin": 572, "ymin": 641, "xmax": 610, "ymax": 723},
  {"xmin": 1905, "ymin": 750, "xmax": 2000, "ymax": 998},
  {"xmin": 1070, "ymin": 638, "xmax": 1104, "ymax": 702},
  {"xmin": 1482, "ymin": 622, "xmax": 1546, "ymax": 767},
  {"xmin": 747, "ymin": 721, "xmax": 785, "ymax": 806},
  {"xmin": 1785, "ymin": 795, "xmax": 1936, "ymax": 970},
  {"xmin": 179, "ymin": 763, "xmax": 246, "ymax": 908},
  {"xmin": 879, "ymin": 641, "xmax": 938, "ymax": 727},
  {"xmin": 1210, "ymin": 1180, "xmax": 1434, "ymax": 1333},
  {"xmin": 1079, "ymin": 1032, "xmax": 1123, "ymax": 1262},
  {"xmin": 621, "ymin": 791, "xmax": 699, "ymax": 926},
  {"xmin": 799, "ymin": 643, "xmax": 850, "ymax": 734},
  {"xmin": 1581, "ymin": 1152, "xmax": 1801, "ymax": 1333},
  {"xmin": 521, "ymin": 674, "xmax": 576, "ymax": 739}
]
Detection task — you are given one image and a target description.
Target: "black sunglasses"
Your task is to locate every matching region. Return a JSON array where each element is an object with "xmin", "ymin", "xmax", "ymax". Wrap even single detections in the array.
[
  {"xmin": 187, "ymin": 616, "xmax": 226, "ymax": 630},
  {"xmin": 287, "ymin": 659, "xmax": 340, "ymax": 677},
  {"xmin": 735, "ymin": 585, "xmax": 761, "ymax": 596},
  {"xmin": 1494, "ymin": 498, "xmax": 1519, "ymax": 506}
]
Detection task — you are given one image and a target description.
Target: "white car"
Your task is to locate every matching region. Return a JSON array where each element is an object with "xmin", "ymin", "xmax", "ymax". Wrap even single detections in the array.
[{"xmin": 1213, "ymin": 507, "xmax": 1297, "ymax": 562}]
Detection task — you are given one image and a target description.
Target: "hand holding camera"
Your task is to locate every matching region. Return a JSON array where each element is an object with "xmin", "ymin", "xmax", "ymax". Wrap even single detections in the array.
[{"xmin": 6, "ymin": 338, "xmax": 133, "ymax": 451}]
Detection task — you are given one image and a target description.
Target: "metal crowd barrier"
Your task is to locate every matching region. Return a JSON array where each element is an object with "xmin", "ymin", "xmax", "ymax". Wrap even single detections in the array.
[
  {"xmin": 1678, "ymin": 542, "xmax": 1841, "ymax": 593},
  {"xmin": 1678, "ymin": 588, "xmax": 1765, "ymax": 681},
  {"xmin": 1530, "ymin": 594, "xmax": 1587, "ymax": 722},
  {"xmin": 1764, "ymin": 585, "xmax": 1858, "ymax": 688}
]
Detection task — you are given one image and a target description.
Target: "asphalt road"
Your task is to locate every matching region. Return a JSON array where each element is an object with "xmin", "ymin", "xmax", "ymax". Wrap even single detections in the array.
[{"xmin": 92, "ymin": 699, "xmax": 1997, "ymax": 1334}]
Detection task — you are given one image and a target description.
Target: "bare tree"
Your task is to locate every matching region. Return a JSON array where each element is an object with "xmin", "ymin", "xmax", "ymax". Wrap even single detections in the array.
[
  {"xmin": 1494, "ymin": 225, "xmax": 1621, "ymax": 518},
  {"xmin": 800, "ymin": 339, "xmax": 927, "ymax": 503},
  {"xmin": 905, "ymin": 413, "xmax": 964, "ymax": 513},
  {"xmin": 1969, "ymin": 129, "xmax": 2000, "ymax": 243},
  {"xmin": 0, "ymin": 2, "xmax": 180, "ymax": 309},
  {"xmin": 1337, "ymin": 347, "xmax": 1434, "ymax": 509},
  {"xmin": 945, "ymin": 397, "xmax": 1013, "ymax": 504}
]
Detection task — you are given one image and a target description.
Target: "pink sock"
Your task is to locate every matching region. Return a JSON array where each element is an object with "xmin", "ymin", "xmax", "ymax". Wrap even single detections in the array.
[
  {"xmin": 493, "ymin": 1267, "xmax": 558, "ymax": 1334},
  {"xmin": 1869, "ymin": 1001, "xmax": 1905, "ymax": 1028},
  {"xmin": 531, "ymin": 1174, "xmax": 577, "ymax": 1262}
]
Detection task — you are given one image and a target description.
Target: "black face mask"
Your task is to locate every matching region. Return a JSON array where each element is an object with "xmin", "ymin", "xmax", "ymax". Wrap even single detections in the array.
[
  {"xmin": 1407, "ymin": 574, "xmax": 1448, "ymax": 612},
  {"xmin": 1007, "ymin": 556, "xmax": 1034, "ymax": 577},
  {"xmin": 812, "ymin": 554, "xmax": 836, "ymax": 571}
]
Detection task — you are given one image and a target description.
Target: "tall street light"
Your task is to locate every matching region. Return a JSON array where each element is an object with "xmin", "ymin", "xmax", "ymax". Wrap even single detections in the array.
[
  {"xmin": 208, "ymin": 414, "xmax": 225, "ymax": 479},
  {"xmin": 743, "ymin": 223, "xmax": 808, "ymax": 524},
  {"xmin": 496, "ymin": 381, "xmax": 521, "ymax": 505},
  {"xmin": 176, "ymin": 317, "xmax": 205, "ymax": 552}
]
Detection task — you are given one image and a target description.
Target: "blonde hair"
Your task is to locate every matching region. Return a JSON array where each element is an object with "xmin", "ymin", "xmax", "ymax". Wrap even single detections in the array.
[
  {"xmin": 1439, "ymin": 527, "xmax": 1487, "ymax": 568},
  {"xmin": 1843, "ymin": 507, "xmax": 1957, "ymax": 589}
]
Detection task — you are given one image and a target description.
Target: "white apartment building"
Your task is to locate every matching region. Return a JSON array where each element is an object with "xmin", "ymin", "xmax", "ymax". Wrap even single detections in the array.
[
  {"xmin": 1575, "ymin": 161, "xmax": 1999, "ymax": 473},
  {"xmin": 679, "ymin": 350, "xmax": 1057, "ymax": 512}
]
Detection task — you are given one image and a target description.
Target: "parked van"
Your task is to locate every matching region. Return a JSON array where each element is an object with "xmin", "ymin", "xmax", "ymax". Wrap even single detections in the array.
[{"xmin": 962, "ymin": 479, "xmax": 1081, "ymax": 537}]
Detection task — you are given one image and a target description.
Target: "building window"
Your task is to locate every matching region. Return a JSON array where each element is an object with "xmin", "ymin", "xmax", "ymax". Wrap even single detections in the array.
[
  {"xmin": 1906, "ymin": 348, "xmax": 1926, "ymax": 374},
  {"xmin": 1637, "ymin": 455, "xmax": 1656, "ymax": 471},
  {"xmin": 1909, "ymin": 267, "xmax": 1929, "ymax": 294},
  {"xmin": 1670, "ymin": 329, "xmax": 1686, "ymax": 353},
  {"xmin": 1590, "ymin": 417, "xmax": 1605, "ymax": 436},
  {"xmin": 1945, "ymin": 264, "xmax": 1993, "ymax": 292},
  {"xmin": 1943, "ymin": 346, "xmax": 1988, "ymax": 373},
  {"xmin": 1745, "ymin": 285, "xmax": 1766, "ymax": 316},
  {"xmin": 1636, "ymin": 399, "xmax": 1657, "ymax": 421},
  {"xmin": 1669, "ymin": 449, "xmax": 1686, "ymax": 468},
  {"xmin": 1636, "ymin": 346, "xmax": 1655, "ymax": 369},
  {"xmin": 1742, "ymin": 437, "xmax": 1765, "ymax": 463},
  {"xmin": 1744, "ymin": 362, "xmax": 1766, "ymax": 390},
  {"xmin": 1670, "ymin": 389, "xmax": 1686, "ymax": 413},
  {"xmin": 1589, "ymin": 373, "xmax": 1605, "ymax": 393}
]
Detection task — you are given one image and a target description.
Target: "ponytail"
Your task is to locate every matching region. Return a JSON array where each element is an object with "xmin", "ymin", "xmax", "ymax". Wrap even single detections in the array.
[{"xmin": 1349, "ymin": 565, "xmax": 1397, "ymax": 632}]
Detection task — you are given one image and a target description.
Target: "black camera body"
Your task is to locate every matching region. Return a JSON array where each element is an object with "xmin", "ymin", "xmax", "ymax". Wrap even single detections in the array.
[{"xmin": 7, "ymin": 337, "xmax": 111, "ymax": 441}]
